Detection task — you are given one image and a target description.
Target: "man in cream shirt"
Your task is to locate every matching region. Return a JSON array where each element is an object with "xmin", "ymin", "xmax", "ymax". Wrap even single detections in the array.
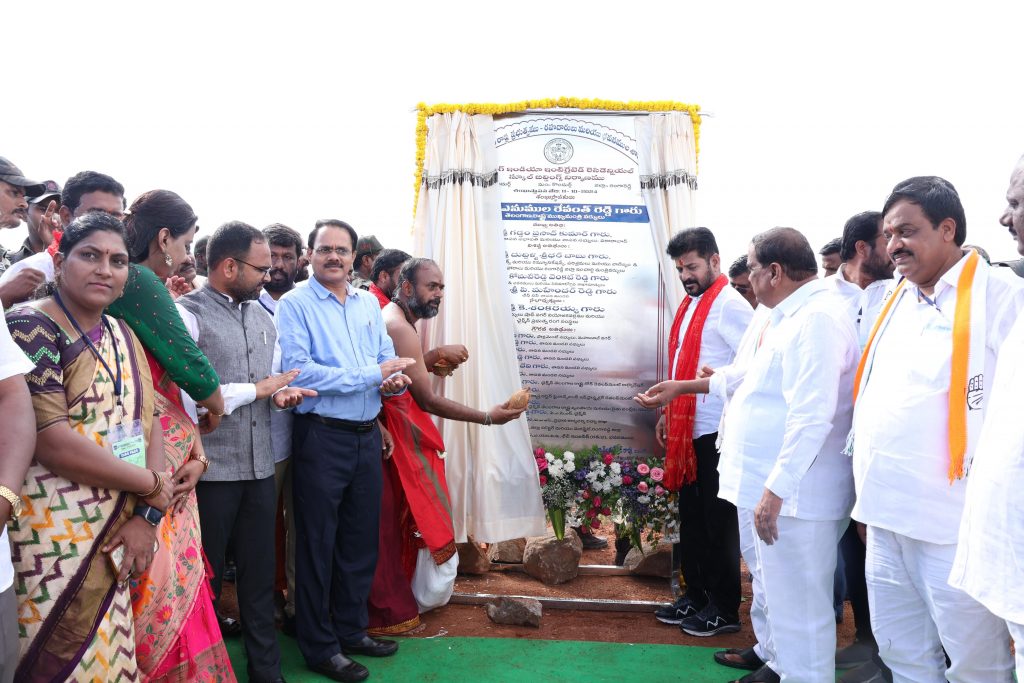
[
  {"xmin": 852, "ymin": 176, "xmax": 1023, "ymax": 682},
  {"xmin": 828, "ymin": 210, "xmax": 895, "ymax": 349},
  {"xmin": 949, "ymin": 157, "xmax": 1024, "ymax": 679}
]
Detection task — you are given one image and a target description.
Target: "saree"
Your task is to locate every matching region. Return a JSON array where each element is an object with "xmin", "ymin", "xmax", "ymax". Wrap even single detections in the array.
[
  {"xmin": 5, "ymin": 306, "xmax": 154, "ymax": 682},
  {"xmin": 129, "ymin": 357, "xmax": 234, "ymax": 682},
  {"xmin": 368, "ymin": 390, "xmax": 456, "ymax": 633}
]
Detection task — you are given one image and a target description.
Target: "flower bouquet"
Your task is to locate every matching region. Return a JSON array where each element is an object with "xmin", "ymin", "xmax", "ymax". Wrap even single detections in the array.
[
  {"xmin": 572, "ymin": 446, "xmax": 623, "ymax": 535},
  {"xmin": 534, "ymin": 447, "xmax": 579, "ymax": 540},
  {"xmin": 612, "ymin": 456, "xmax": 679, "ymax": 553}
]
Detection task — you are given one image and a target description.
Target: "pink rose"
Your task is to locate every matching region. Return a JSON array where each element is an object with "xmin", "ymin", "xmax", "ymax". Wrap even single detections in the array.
[
  {"xmin": 586, "ymin": 508, "xmax": 597, "ymax": 518},
  {"xmin": 593, "ymin": 496, "xmax": 602, "ymax": 507},
  {"xmin": 539, "ymin": 474, "xmax": 547, "ymax": 486},
  {"xmin": 655, "ymin": 485, "xmax": 665, "ymax": 496},
  {"xmin": 638, "ymin": 481, "xmax": 649, "ymax": 493},
  {"xmin": 637, "ymin": 463, "xmax": 650, "ymax": 475},
  {"xmin": 622, "ymin": 475, "xmax": 633, "ymax": 485},
  {"xmin": 590, "ymin": 518, "xmax": 602, "ymax": 529},
  {"xmin": 649, "ymin": 467, "xmax": 664, "ymax": 482},
  {"xmin": 603, "ymin": 453, "xmax": 614, "ymax": 465},
  {"xmin": 582, "ymin": 489, "xmax": 590, "ymax": 499},
  {"xmin": 601, "ymin": 506, "xmax": 611, "ymax": 516},
  {"xmin": 535, "ymin": 447, "xmax": 545, "ymax": 457}
]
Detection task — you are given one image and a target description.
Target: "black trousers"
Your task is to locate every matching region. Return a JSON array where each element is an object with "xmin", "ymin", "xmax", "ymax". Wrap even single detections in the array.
[
  {"xmin": 677, "ymin": 432, "xmax": 741, "ymax": 617},
  {"xmin": 839, "ymin": 519, "xmax": 873, "ymax": 642},
  {"xmin": 292, "ymin": 416, "xmax": 383, "ymax": 665},
  {"xmin": 195, "ymin": 475, "xmax": 280, "ymax": 682}
]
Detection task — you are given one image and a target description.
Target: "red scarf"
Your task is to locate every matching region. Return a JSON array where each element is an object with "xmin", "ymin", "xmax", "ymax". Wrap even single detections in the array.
[
  {"xmin": 664, "ymin": 274, "xmax": 728, "ymax": 490},
  {"xmin": 369, "ymin": 283, "xmax": 391, "ymax": 309}
]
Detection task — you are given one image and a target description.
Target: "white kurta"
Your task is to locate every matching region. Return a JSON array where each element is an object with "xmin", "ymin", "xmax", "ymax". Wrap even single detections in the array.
[
  {"xmin": 0, "ymin": 321, "xmax": 34, "ymax": 594},
  {"xmin": 827, "ymin": 264, "xmax": 893, "ymax": 349}
]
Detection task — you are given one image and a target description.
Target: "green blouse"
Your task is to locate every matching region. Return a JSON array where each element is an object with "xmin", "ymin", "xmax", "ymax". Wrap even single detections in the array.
[{"xmin": 107, "ymin": 263, "xmax": 220, "ymax": 401}]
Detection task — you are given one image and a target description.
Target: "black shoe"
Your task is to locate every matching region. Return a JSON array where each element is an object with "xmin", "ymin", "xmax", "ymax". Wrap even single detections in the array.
[
  {"xmin": 218, "ymin": 615, "xmax": 242, "ymax": 638},
  {"xmin": 654, "ymin": 593, "xmax": 705, "ymax": 625},
  {"xmin": 713, "ymin": 646, "xmax": 765, "ymax": 671},
  {"xmin": 730, "ymin": 664, "xmax": 780, "ymax": 683},
  {"xmin": 280, "ymin": 615, "xmax": 296, "ymax": 638},
  {"xmin": 310, "ymin": 653, "xmax": 368, "ymax": 683},
  {"xmin": 341, "ymin": 636, "xmax": 399, "ymax": 658},
  {"xmin": 680, "ymin": 601, "xmax": 740, "ymax": 637},
  {"xmin": 579, "ymin": 534, "xmax": 608, "ymax": 550}
]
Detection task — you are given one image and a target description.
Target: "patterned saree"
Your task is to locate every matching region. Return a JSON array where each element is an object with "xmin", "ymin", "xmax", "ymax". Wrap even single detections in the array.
[{"xmin": 6, "ymin": 307, "xmax": 153, "ymax": 682}]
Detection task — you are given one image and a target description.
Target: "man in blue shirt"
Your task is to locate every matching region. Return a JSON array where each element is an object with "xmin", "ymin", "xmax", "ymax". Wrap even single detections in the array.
[{"xmin": 277, "ymin": 219, "xmax": 413, "ymax": 683}]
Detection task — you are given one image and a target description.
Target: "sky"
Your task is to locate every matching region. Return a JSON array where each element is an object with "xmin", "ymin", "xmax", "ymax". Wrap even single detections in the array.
[{"xmin": 4, "ymin": 1, "xmax": 1023, "ymax": 267}]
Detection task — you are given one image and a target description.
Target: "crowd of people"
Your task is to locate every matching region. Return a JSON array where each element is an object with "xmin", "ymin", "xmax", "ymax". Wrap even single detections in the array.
[
  {"xmin": 0, "ymin": 157, "xmax": 527, "ymax": 683},
  {"xmin": 634, "ymin": 159, "xmax": 1024, "ymax": 682},
  {"xmin": 1, "ymin": 151, "xmax": 1023, "ymax": 683}
]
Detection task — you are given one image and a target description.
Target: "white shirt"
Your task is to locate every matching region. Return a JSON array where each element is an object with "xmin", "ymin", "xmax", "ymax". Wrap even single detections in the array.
[
  {"xmin": 827, "ymin": 265, "xmax": 894, "ymax": 349},
  {"xmin": 852, "ymin": 256, "xmax": 1024, "ymax": 544},
  {"xmin": 950, "ymin": 313, "xmax": 1024, "ymax": 623},
  {"xmin": 0, "ymin": 250, "xmax": 54, "ymax": 287},
  {"xmin": 175, "ymin": 292, "xmax": 291, "ymax": 463},
  {"xmin": 711, "ymin": 279, "xmax": 858, "ymax": 520},
  {"xmin": 0, "ymin": 322, "xmax": 34, "ymax": 592},
  {"xmin": 669, "ymin": 283, "xmax": 754, "ymax": 437}
]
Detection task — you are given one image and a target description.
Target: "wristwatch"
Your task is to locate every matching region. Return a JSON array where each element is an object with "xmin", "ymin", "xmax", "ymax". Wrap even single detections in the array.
[
  {"xmin": 190, "ymin": 452, "xmax": 210, "ymax": 473},
  {"xmin": 133, "ymin": 503, "xmax": 164, "ymax": 527},
  {"xmin": 0, "ymin": 485, "xmax": 22, "ymax": 519}
]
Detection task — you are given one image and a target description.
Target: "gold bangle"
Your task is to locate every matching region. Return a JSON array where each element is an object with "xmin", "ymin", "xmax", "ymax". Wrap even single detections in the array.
[
  {"xmin": 139, "ymin": 469, "xmax": 162, "ymax": 498},
  {"xmin": 190, "ymin": 452, "xmax": 210, "ymax": 473}
]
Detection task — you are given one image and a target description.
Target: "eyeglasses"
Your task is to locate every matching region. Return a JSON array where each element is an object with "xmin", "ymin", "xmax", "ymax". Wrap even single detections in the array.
[
  {"xmin": 233, "ymin": 257, "xmax": 272, "ymax": 276},
  {"xmin": 314, "ymin": 246, "xmax": 353, "ymax": 257}
]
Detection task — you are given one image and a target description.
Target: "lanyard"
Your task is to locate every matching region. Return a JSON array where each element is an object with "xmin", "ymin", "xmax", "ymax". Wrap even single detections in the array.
[{"xmin": 53, "ymin": 290, "xmax": 123, "ymax": 407}]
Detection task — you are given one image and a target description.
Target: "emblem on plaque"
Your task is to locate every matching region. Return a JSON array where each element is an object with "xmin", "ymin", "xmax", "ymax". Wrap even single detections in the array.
[{"xmin": 543, "ymin": 138, "xmax": 574, "ymax": 164}]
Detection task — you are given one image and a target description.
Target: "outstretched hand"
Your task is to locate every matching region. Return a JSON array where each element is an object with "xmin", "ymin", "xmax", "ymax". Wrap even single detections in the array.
[
  {"xmin": 273, "ymin": 386, "xmax": 317, "ymax": 408},
  {"xmin": 633, "ymin": 381, "xmax": 684, "ymax": 409},
  {"xmin": 488, "ymin": 402, "xmax": 527, "ymax": 425}
]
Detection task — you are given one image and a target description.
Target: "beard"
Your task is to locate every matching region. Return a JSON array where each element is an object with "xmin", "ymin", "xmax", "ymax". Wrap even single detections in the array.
[
  {"xmin": 682, "ymin": 271, "xmax": 716, "ymax": 297},
  {"xmin": 865, "ymin": 249, "xmax": 896, "ymax": 281},
  {"xmin": 264, "ymin": 268, "xmax": 296, "ymax": 293},
  {"xmin": 408, "ymin": 293, "xmax": 441, "ymax": 319},
  {"xmin": 229, "ymin": 281, "xmax": 264, "ymax": 303}
]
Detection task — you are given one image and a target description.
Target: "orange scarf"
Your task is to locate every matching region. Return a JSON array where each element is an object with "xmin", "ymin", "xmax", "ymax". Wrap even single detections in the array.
[
  {"xmin": 853, "ymin": 250, "xmax": 981, "ymax": 482},
  {"xmin": 664, "ymin": 275, "xmax": 728, "ymax": 490}
]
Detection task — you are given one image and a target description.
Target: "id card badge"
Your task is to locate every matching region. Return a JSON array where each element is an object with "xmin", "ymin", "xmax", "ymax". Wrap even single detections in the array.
[{"xmin": 109, "ymin": 419, "xmax": 146, "ymax": 468}]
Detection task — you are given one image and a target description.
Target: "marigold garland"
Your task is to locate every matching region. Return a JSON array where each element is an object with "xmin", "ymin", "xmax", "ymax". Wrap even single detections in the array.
[{"xmin": 413, "ymin": 98, "xmax": 702, "ymax": 216}]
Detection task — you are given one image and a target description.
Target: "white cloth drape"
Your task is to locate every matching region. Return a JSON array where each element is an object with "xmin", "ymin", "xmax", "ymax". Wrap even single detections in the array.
[
  {"xmin": 636, "ymin": 112, "xmax": 699, "ymax": 307},
  {"xmin": 413, "ymin": 111, "xmax": 546, "ymax": 543}
]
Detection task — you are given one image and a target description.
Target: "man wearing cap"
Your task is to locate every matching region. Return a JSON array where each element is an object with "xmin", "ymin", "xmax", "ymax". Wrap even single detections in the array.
[
  {"xmin": 0, "ymin": 157, "xmax": 56, "ymax": 308},
  {"xmin": 9, "ymin": 180, "xmax": 61, "ymax": 265},
  {"xmin": 352, "ymin": 235, "xmax": 383, "ymax": 290}
]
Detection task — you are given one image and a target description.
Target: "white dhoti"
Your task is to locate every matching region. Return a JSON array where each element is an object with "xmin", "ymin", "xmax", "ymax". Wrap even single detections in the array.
[
  {"xmin": 1008, "ymin": 621, "xmax": 1024, "ymax": 681},
  {"xmin": 740, "ymin": 507, "xmax": 846, "ymax": 682},
  {"xmin": 866, "ymin": 526, "xmax": 1012, "ymax": 682}
]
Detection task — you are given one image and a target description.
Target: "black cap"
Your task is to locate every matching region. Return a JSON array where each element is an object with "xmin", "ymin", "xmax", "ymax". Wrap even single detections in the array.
[
  {"xmin": 27, "ymin": 179, "xmax": 61, "ymax": 205},
  {"xmin": 0, "ymin": 157, "xmax": 46, "ymax": 196}
]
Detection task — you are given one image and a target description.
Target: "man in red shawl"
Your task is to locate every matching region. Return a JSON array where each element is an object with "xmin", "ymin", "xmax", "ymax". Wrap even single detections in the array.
[
  {"xmin": 654, "ymin": 228, "xmax": 753, "ymax": 638},
  {"xmin": 367, "ymin": 257, "xmax": 526, "ymax": 634}
]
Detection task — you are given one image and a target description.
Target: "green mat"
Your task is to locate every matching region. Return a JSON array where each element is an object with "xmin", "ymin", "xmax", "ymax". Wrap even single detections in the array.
[{"xmin": 226, "ymin": 635, "xmax": 726, "ymax": 682}]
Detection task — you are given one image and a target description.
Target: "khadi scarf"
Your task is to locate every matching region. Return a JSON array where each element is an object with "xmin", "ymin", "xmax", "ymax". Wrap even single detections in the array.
[
  {"xmin": 665, "ymin": 274, "xmax": 728, "ymax": 490},
  {"xmin": 853, "ymin": 250, "xmax": 987, "ymax": 481}
]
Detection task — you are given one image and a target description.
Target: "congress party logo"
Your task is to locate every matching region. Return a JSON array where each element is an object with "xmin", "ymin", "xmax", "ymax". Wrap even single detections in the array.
[{"xmin": 544, "ymin": 138, "xmax": 574, "ymax": 164}]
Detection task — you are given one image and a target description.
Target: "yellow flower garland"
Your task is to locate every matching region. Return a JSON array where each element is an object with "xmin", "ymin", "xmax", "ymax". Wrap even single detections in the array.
[{"xmin": 413, "ymin": 98, "xmax": 702, "ymax": 215}]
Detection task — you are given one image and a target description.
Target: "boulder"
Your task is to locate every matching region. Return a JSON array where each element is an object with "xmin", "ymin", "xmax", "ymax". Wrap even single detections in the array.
[
  {"xmin": 456, "ymin": 541, "xmax": 491, "ymax": 575},
  {"xmin": 485, "ymin": 597, "xmax": 542, "ymax": 627},
  {"xmin": 522, "ymin": 533, "xmax": 582, "ymax": 585},
  {"xmin": 487, "ymin": 538, "xmax": 527, "ymax": 564},
  {"xmin": 624, "ymin": 542, "xmax": 673, "ymax": 578}
]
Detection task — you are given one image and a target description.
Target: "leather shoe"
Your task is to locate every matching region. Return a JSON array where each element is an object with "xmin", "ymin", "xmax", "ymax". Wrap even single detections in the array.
[
  {"xmin": 310, "ymin": 653, "xmax": 368, "ymax": 682},
  {"xmin": 341, "ymin": 635, "xmax": 399, "ymax": 657},
  {"xmin": 714, "ymin": 646, "xmax": 765, "ymax": 671},
  {"xmin": 218, "ymin": 615, "xmax": 242, "ymax": 638}
]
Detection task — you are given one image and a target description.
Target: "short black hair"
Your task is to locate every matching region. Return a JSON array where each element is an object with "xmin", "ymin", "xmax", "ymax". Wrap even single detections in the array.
[
  {"xmin": 882, "ymin": 176, "xmax": 966, "ymax": 246},
  {"xmin": 371, "ymin": 248, "xmax": 411, "ymax": 283},
  {"xmin": 397, "ymin": 257, "xmax": 436, "ymax": 289},
  {"xmin": 308, "ymin": 219, "xmax": 358, "ymax": 252},
  {"xmin": 207, "ymin": 221, "xmax": 266, "ymax": 269},
  {"xmin": 263, "ymin": 223, "xmax": 303, "ymax": 258},
  {"xmin": 123, "ymin": 189, "xmax": 198, "ymax": 263},
  {"xmin": 840, "ymin": 211, "xmax": 883, "ymax": 261},
  {"xmin": 819, "ymin": 237, "xmax": 842, "ymax": 256},
  {"xmin": 667, "ymin": 227, "xmax": 719, "ymax": 260},
  {"xmin": 727, "ymin": 254, "xmax": 749, "ymax": 278},
  {"xmin": 58, "ymin": 212, "xmax": 127, "ymax": 257},
  {"xmin": 751, "ymin": 227, "xmax": 818, "ymax": 280},
  {"xmin": 61, "ymin": 171, "xmax": 126, "ymax": 214}
]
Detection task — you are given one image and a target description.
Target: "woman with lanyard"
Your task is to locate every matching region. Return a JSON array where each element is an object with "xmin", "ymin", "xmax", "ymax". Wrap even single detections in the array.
[
  {"xmin": 106, "ymin": 189, "xmax": 237, "ymax": 681},
  {"xmin": 4, "ymin": 212, "xmax": 174, "ymax": 681}
]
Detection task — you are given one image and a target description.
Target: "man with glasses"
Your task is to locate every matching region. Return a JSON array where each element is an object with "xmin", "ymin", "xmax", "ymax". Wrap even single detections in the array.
[
  {"xmin": 177, "ymin": 221, "xmax": 314, "ymax": 683},
  {"xmin": 277, "ymin": 219, "xmax": 413, "ymax": 682}
]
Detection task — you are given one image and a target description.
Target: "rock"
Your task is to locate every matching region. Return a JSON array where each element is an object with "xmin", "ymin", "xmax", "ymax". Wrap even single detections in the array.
[
  {"xmin": 624, "ymin": 542, "xmax": 673, "ymax": 578},
  {"xmin": 456, "ymin": 541, "xmax": 491, "ymax": 575},
  {"xmin": 522, "ymin": 533, "xmax": 582, "ymax": 585},
  {"xmin": 487, "ymin": 538, "xmax": 527, "ymax": 564},
  {"xmin": 485, "ymin": 597, "xmax": 542, "ymax": 627}
]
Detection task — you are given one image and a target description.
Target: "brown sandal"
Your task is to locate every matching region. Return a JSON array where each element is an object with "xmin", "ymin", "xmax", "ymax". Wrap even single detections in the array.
[{"xmin": 713, "ymin": 646, "xmax": 765, "ymax": 671}]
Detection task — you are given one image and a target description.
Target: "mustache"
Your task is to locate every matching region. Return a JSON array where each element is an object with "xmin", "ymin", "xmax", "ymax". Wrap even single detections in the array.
[{"xmin": 891, "ymin": 249, "xmax": 913, "ymax": 259}]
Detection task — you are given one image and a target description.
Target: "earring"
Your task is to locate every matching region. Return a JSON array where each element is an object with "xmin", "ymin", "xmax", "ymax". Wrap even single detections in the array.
[{"xmin": 164, "ymin": 251, "xmax": 173, "ymax": 267}]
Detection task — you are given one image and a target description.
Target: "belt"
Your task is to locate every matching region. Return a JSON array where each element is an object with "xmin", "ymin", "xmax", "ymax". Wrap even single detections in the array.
[{"xmin": 301, "ymin": 413, "xmax": 377, "ymax": 433}]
